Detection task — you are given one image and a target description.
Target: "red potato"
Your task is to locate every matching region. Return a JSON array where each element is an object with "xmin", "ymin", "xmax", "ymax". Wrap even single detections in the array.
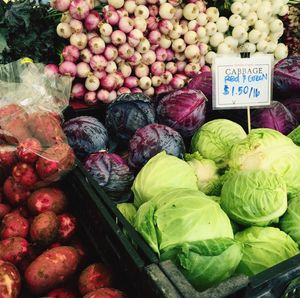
[
  {"xmin": 28, "ymin": 112, "xmax": 67, "ymax": 146},
  {"xmin": 83, "ymin": 288, "xmax": 126, "ymax": 298},
  {"xmin": 30, "ymin": 211, "xmax": 59, "ymax": 246},
  {"xmin": 16, "ymin": 137, "xmax": 42, "ymax": 163},
  {"xmin": 27, "ymin": 187, "xmax": 67, "ymax": 215},
  {"xmin": 25, "ymin": 246, "xmax": 79, "ymax": 294},
  {"xmin": 12, "ymin": 162, "xmax": 39, "ymax": 188},
  {"xmin": 0, "ymin": 212, "xmax": 29, "ymax": 239},
  {"xmin": 0, "ymin": 260, "xmax": 21, "ymax": 298},
  {"xmin": 0, "ymin": 237, "xmax": 29, "ymax": 265},
  {"xmin": 3, "ymin": 176, "xmax": 31, "ymax": 206},
  {"xmin": 18, "ymin": 244, "xmax": 40, "ymax": 274},
  {"xmin": 47, "ymin": 287, "xmax": 78, "ymax": 298},
  {"xmin": 0, "ymin": 145, "xmax": 17, "ymax": 169},
  {"xmin": 0, "ymin": 204, "xmax": 11, "ymax": 220},
  {"xmin": 36, "ymin": 143, "xmax": 75, "ymax": 183},
  {"xmin": 58, "ymin": 213, "xmax": 76, "ymax": 242},
  {"xmin": 79, "ymin": 263, "xmax": 113, "ymax": 296}
]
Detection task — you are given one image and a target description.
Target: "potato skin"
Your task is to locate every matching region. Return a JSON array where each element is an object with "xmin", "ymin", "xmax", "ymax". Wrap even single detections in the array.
[
  {"xmin": 27, "ymin": 187, "xmax": 67, "ymax": 215},
  {"xmin": 25, "ymin": 246, "xmax": 79, "ymax": 294},
  {"xmin": 0, "ymin": 237, "xmax": 29, "ymax": 265},
  {"xmin": 30, "ymin": 211, "xmax": 59, "ymax": 246},
  {"xmin": 0, "ymin": 260, "xmax": 21, "ymax": 298}
]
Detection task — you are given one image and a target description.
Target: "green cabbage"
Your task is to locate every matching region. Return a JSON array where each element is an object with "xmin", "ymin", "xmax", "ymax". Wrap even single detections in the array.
[
  {"xmin": 132, "ymin": 151, "xmax": 198, "ymax": 208},
  {"xmin": 229, "ymin": 128, "xmax": 300, "ymax": 197},
  {"xmin": 191, "ymin": 119, "xmax": 247, "ymax": 169},
  {"xmin": 220, "ymin": 170, "xmax": 287, "ymax": 226},
  {"xmin": 117, "ymin": 203, "xmax": 137, "ymax": 226},
  {"xmin": 134, "ymin": 188, "xmax": 233, "ymax": 254},
  {"xmin": 288, "ymin": 125, "xmax": 300, "ymax": 146},
  {"xmin": 235, "ymin": 227, "xmax": 299, "ymax": 276},
  {"xmin": 280, "ymin": 195, "xmax": 300, "ymax": 245},
  {"xmin": 185, "ymin": 152, "xmax": 222, "ymax": 196},
  {"xmin": 161, "ymin": 238, "xmax": 243, "ymax": 291}
]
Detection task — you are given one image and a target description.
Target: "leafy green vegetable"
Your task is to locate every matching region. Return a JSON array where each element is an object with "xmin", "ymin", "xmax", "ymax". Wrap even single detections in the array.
[
  {"xmin": 280, "ymin": 195, "xmax": 300, "ymax": 245},
  {"xmin": 134, "ymin": 188, "xmax": 233, "ymax": 254},
  {"xmin": 220, "ymin": 170, "xmax": 287, "ymax": 226},
  {"xmin": 235, "ymin": 227, "xmax": 299, "ymax": 276},
  {"xmin": 229, "ymin": 128, "xmax": 300, "ymax": 198},
  {"xmin": 132, "ymin": 151, "xmax": 198, "ymax": 208},
  {"xmin": 191, "ymin": 119, "xmax": 247, "ymax": 169},
  {"xmin": 0, "ymin": 0, "xmax": 64, "ymax": 64},
  {"xmin": 161, "ymin": 238, "xmax": 243, "ymax": 291},
  {"xmin": 288, "ymin": 125, "xmax": 300, "ymax": 146},
  {"xmin": 185, "ymin": 152, "xmax": 222, "ymax": 196},
  {"xmin": 117, "ymin": 203, "xmax": 137, "ymax": 226}
]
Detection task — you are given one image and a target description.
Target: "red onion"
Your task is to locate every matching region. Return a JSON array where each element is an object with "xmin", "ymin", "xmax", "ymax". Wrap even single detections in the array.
[
  {"xmin": 99, "ymin": 23, "xmax": 113, "ymax": 36},
  {"xmin": 135, "ymin": 64, "xmax": 149, "ymax": 78},
  {"xmin": 118, "ymin": 43, "xmax": 134, "ymax": 60},
  {"xmin": 166, "ymin": 62, "xmax": 177, "ymax": 74},
  {"xmin": 93, "ymin": 70, "xmax": 107, "ymax": 79},
  {"xmin": 59, "ymin": 61, "xmax": 77, "ymax": 76},
  {"xmin": 89, "ymin": 37, "xmax": 105, "ymax": 54},
  {"xmin": 61, "ymin": 12, "xmax": 72, "ymax": 23},
  {"xmin": 56, "ymin": 22, "xmax": 72, "ymax": 39},
  {"xmin": 71, "ymin": 83, "xmax": 86, "ymax": 99},
  {"xmin": 119, "ymin": 63, "xmax": 132, "ymax": 77},
  {"xmin": 137, "ymin": 38, "xmax": 150, "ymax": 53},
  {"xmin": 170, "ymin": 76, "xmax": 185, "ymax": 89},
  {"xmin": 131, "ymin": 87, "xmax": 143, "ymax": 93},
  {"xmin": 119, "ymin": 17, "xmax": 134, "ymax": 33},
  {"xmin": 185, "ymin": 63, "xmax": 200, "ymax": 77},
  {"xmin": 101, "ymin": 74, "xmax": 116, "ymax": 91},
  {"xmin": 80, "ymin": 48, "xmax": 92, "ymax": 63},
  {"xmin": 70, "ymin": 32, "xmax": 88, "ymax": 50},
  {"xmin": 104, "ymin": 45, "xmax": 118, "ymax": 61},
  {"xmin": 159, "ymin": 20, "xmax": 173, "ymax": 35},
  {"xmin": 108, "ymin": 90, "xmax": 117, "ymax": 102},
  {"xmin": 175, "ymin": 73, "xmax": 188, "ymax": 82},
  {"xmin": 86, "ymin": 0, "xmax": 95, "ymax": 9},
  {"xmin": 87, "ymin": 31, "xmax": 98, "ymax": 40},
  {"xmin": 155, "ymin": 47, "xmax": 168, "ymax": 61},
  {"xmin": 44, "ymin": 64, "xmax": 59, "ymax": 76},
  {"xmin": 113, "ymin": 71, "xmax": 124, "ymax": 88},
  {"xmin": 90, "ymin": 55, "xmax": 107, "ymax": 71},
  {"xmin": 166, "ymin": 49, "xmax": 175, "ymax": 61},
  {"xmin": 62, "ymin": 45, "xmax": 80, "ymax": 62},
  {"xmin": 50, "ymin": 0, "xmax": 71, "ymax": 12},
  {"xmin": 85, "ymin": 10, "xmax": 101, "ymax": 31},
  {"xmin": 124, "ymin": 76, "xmax": 138, "ymax": 88},
  {"xmin": 97, "ymin": 89, "xmax": 110, "ymax": 102},
  {"xmin": 111, "ymin": 30, "xmax": 127, "ymax": 46},
  {"xmin": 127, "ymin": 52, "xmax": 142, "ymax": 66},
  {"xmin": 105, "ymin": 10, "xmax": 120, "ymax": 25},
  {"xmin": 162, "ymin": 71, "xmax": 173, "ymax": 84},
  {"xmin": 176, "ymin": 61, "xmax": 187, "ymax": 72},
  {"xmin": 147, "ymin": 16, "xmax": 158, "ymax": 30},
  {"xmin": 151, "ymin": 61, "xmax": 165, "ymax": 76},
  {"xmin": 85, "ymin": 75, "xmax": 100, "ymax": 91},
  {"xmin": 84, "ymin": 91, "xmax": 98, "ymax": 105},
  {"xmin": 147, "ymin": 0, "xmax": 158, "ymax": 4},
  {"xmin": 142, "ymin": 50, "xmax": 156, "ymax": 65},
  {"xmin": 149, "ymin": 5, "xmax": 158, "ymax": 16},
  {"xmin": 105, "ymin": 61, "xmax": 117, "ymax": 73},
  {"xmin": 103, "ymin": 4, "xmax": 116, "ymax": 16},
  {"xmin": 117, "ymin": 87, "xmax": 131, "ymax": 95},
  {"xmin": 128, "ymin": 29, "xmax": 143, "ymax": 40},
  {"xmin": 77, "ymin": 62, "xmax": 91, "ymax": 78},
  {"xmin": 116, "ymin": 8, "xmax": 128, "ymax": 18},
  {"xmin": 70, "ymin": 19, "xmax": 83, "ymax": 33},
  {"xmin": 69, "ymin": 0, "xmax": 90, "ymax": 20},
  {"xmin": 151, "ymin": 75, "xmax": 162, "ymax": 87},
  {"xmin": 155, "ymin": 84, "xmax": 173, "ymax": 94},
  {"xmin": 148, "ymin": 30, "xmax": 161, "ymax": 44},
  {"xmin": 144, "ymin": 86, "xmax": 155, "ymax": 96},
  {"xmin": 201, "ymin": 65, "xmax": 211, "ymax": 72}
]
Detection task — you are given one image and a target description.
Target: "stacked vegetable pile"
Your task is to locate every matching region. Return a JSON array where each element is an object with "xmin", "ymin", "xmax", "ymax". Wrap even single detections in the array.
[{"xmin": 49, "ymin": 0, "xmax": 291, "ymax": 104}]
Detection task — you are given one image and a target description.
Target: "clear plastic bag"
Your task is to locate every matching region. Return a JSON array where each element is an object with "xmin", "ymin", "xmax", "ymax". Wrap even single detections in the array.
[{"xmin": 0, "ymin": 60, "xmax": 75, "ymax": 200}]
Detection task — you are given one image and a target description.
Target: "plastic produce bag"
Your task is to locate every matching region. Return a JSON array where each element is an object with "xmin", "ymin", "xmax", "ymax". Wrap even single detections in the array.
[{"xmin": 0, "ymin": 59, "xmax": 75, "ymax": 190}]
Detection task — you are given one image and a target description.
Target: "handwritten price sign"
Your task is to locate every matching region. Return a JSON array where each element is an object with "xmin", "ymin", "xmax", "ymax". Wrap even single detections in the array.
[{"xmin": 213, "ymin": 55, "xmax": 273, "ymax": 109}]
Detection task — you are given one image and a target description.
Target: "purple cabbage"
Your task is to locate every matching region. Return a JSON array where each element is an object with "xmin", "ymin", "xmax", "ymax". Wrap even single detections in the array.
[
  {"xmin": 273, "ymin": 56, "xmax": 300, "ymax": 98},
  {"xmin": 63, "ymin": 116, "xmax": 108, "ymax": 159},
  {"xmin": 187, "ymin": 71, "xmax": 212, "ymax": 100},
  {"xmin": 281, "ymin": 97, "xmax": 300, "ymax": 121},
  {"xmin": 252, "ymin": 101, "xmax": 298, "ymax": 135},
  {"xmin": 105, "ymin": 93, "xmax": 156, "ymax": 144},
  {"xmin": 156, "ymin": 88, "xmax": 207, "ymax": 137},
  {"xmin": 84, "ymin": 151, "xmax": 134, "ymax": 200},
  {"xmin": 128, "ymin": 123, "xmax": 185, "ymax": 170}
]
